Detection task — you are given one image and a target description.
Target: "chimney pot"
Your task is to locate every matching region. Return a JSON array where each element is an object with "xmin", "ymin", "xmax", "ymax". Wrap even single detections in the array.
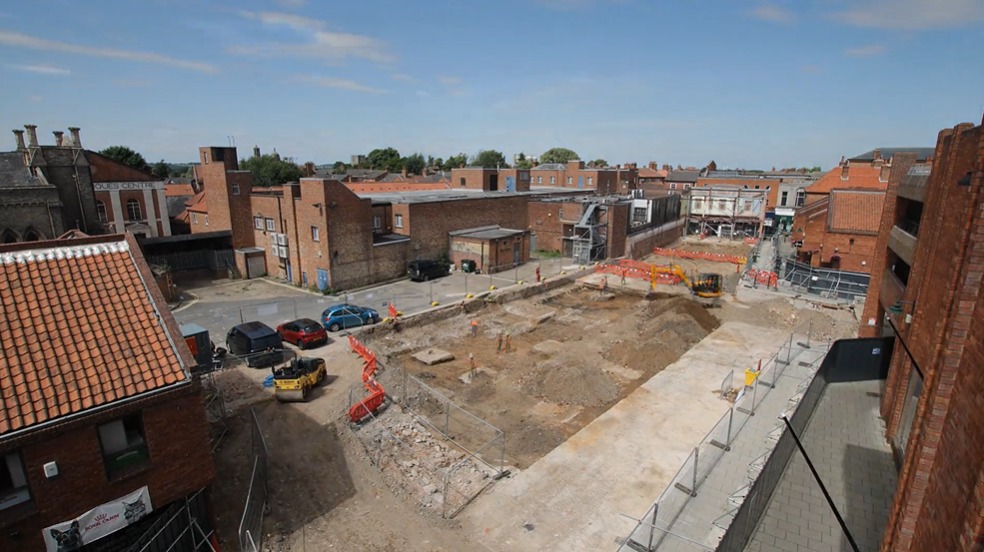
[
  {"xmin": 68, "ymin": 127, "xmax": 81, "ymax": 148},
  {"xmin": 24, "ymin": 124, "xmax": 38, "ymax": 147},
  {"xmin": 53, "ymin": 131, "xmax": 64, "ymax": 147},
  {"xmin": 12, "ymin": 129, "xmax": 26, "ymax": 150}
]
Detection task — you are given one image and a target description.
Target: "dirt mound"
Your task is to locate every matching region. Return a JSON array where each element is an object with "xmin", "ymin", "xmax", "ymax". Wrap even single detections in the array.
[
  {"xmin": 717, "ymin": 297, "xmax": 858, "ymax": 340},
  {"xmin": 522, "ymin": 358, "xmax": 620, "ymax": 407},
  {"xmin": 644, "ymin": 296, "xmax": 721, "ymax": 334}
]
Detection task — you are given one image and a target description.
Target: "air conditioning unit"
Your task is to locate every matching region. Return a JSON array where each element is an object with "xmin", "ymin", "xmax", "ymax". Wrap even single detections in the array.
[
  {"xmin": 275, "ymin": 233, "xmax": 287, "ymax": 246},
  {"xmin": 278, "ymin": 246, "xmax": 288, "ymax": 258}
]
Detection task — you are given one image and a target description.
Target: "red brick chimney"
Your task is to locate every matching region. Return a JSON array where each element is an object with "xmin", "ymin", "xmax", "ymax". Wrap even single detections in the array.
[{"xmin": 841, "ymin": 160, "xmax": 850, "ymax": 180}]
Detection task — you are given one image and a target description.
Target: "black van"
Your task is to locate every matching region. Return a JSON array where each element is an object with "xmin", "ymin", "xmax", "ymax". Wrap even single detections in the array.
[
  {"xmin": 225, "ymin": 321, "xmax": 284, "ymax": 368},
  {"xmin": 407, "ymin": 260, "xmax": 449, "ymax": 281}
]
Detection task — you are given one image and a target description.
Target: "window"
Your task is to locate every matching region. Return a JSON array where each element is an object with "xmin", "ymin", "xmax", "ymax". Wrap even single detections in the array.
[
  {"xmin": 632, "ymin": 207, "xmax": 648, "ymax": 224},
  {"xmin": 192, "ymin": 213, "xmax": 199, "ymax": 225},
  {"xmin": 265, "ymin": 218, "xmax": 275, "ymax": 231},
  {"xmin": 373, "ymin": 216, "xmax": 381, "ymax": 229},
  {"xmin": 754, "ymin": 185, "xmax": 760, "ymax": 189},
  {"xmin": 126, "ymin": 199, "xmax": 142, "ymax": 221},
  {"xmin": 693, "ymin": 198, "xmax": 703, "ymax": 209},
  {"xmin": 550, "ymin": 176, "xmax": 556, "ymax": 184},
  {"xmin": 587, "ymin": 177, "xmax": 593, "ymax": 187},
  {"xmin": 254, "ymin": 216, "xmax": 263, "ymax": 230},
  {"xmin": 669, "ymin": 183, "xmax": 677, "ymax": 190},
  {"xmin": 684, "ymin": 183, "xmax": 692, "ymax": 190},
  {"xmin": 202, "ymin": 151, "xmax": 209, "ymax": 164},
  {"xmin": 311, "ymin": 226, "xmax": 320, "ymax": 242},
  {"xmin": 204, "ymin": 215, "xmax": 209, "ymax": 227},
  {"xmin": 894, "ymin": 367, "xmax": 923, "ymax": 462},
  {"xmin": 460, "ymin": 177, "xmax": 466, "ymax": 187},
  {"xmin": 98, "ymin": 414, "xmax": 149, "ymax": 478},
  {"xmin": 395, "ymin": 214, "xmax": 404, "ymax": 228},
  {"xmin": 781, "ymin": 191, "xmax": 789, "ymax": 205},
  {"xmin": 718, "ymin": 199, "xmax": 727, "ymax": 211},
  {"xmin": 795, "ymin": 190, "xmax": 806, "ymax": 207},
  {"xmin": 537, "ymin": 176, "xmax": 542, "ymax": 184},
  {"xmin": 96, "ymin": 201, "xmax": 108, "ymax": 222},
  {"xmin": 1, "ymin": 451, "xmax": 30, "ymax": 511},
  {"xmin": 232, "ymin": 183, "xmax": 240, "ymax": 195},
  {"xmin": 766, "ymin": 185, "xmax": 772, "ymax": 190},
  {"xmin": 567, "ymin": 176, "xmax": 573, "ymax": 185}
]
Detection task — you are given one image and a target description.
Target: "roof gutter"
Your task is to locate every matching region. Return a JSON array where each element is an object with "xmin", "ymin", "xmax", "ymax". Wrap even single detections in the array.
[{"xmin": 0, "ymin": 379, "xmax": 191, "ymax": 445}]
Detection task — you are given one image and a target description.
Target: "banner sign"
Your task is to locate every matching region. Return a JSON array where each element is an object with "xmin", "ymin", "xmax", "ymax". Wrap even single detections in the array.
[
  {"xmin": 94, "ymin": 181, "xmax": 163, "ymax": 191},
  {"xmin": 43, "ymin": 486, "xmax": 153, "ymax": 552}
]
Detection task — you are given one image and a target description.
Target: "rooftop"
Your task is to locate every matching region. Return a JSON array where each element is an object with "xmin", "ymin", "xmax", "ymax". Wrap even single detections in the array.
[
  {"xmin": 829, "ymin": 189, "xmax": 885, "ymax": 234},
  {"xmin": 0, "ymin": 235, "xmax": 190, "ymax": 436},
  {"xmin": 850, "ymin": 147, "xmax": 935, "ymax": 162},
  {"xmin": 807, "ymin": 164, "xmax": 885, "ymax": 194}
]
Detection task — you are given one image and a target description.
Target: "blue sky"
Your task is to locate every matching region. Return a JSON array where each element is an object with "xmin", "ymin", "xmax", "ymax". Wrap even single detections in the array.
[{"xmin": 1, "ymin": 0, "xmax": 982, "ymax": 170}]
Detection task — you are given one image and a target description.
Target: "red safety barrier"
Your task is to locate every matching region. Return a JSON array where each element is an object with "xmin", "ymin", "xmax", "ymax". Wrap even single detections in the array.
[
  {"xmin": 746, "ymin": 269, "xmax": 779, "ymax": 289},
  {"xmin": 347, "ymin": 336, "xmax": 386, "ymax": 422},
  {"xmin": 595, "ymin": 260, "xmax": 682, "ymax": 285},
  {"xmin": 387, "ymin": 302, "xmax": 399, "ymax": 319},
  {"xmin": 653, "ymin": 247, "xmax": 748, "ymax": 266}
]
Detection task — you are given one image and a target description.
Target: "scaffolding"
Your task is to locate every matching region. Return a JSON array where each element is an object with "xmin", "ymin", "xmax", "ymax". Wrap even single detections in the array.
[{"xmin": 572, "ymin": 203, "xmax": 608, "ymax": 265}]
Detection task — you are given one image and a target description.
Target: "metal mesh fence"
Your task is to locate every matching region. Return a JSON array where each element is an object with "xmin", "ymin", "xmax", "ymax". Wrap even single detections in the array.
[
  {"xmin": 125, "ymin": 489, "xmax": 215, "ymax": 552},
  {"xmin": 238, "ymin": 408, "xmax": 269, "ymax": 552},
  {"xmin": 779, "ymin": 258, "xmax": 869, "ymax": 300}
]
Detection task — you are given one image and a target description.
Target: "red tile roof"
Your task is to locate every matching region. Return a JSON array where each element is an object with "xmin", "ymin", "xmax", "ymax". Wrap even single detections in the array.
[
  {"xmin": 638, "ymin": 167, "xmax": 668, "ymax": 178},
  {"xmin": 0, "ymin": 235, "xmax": 190, "ymax": 436},
  {"xmin": 807, "ymin": 164, "xmax": 885, "ymax": 194},
  {"xmin": 165, "ymin": 182, "xmax": 196, "ymax": 197},
  {"xmin": 185, "ymin": 190, "xmax": 207, "ymax": 213},
  {"xmin": 828, "ymin": 190, "xmax": 885, "ymax": 234}
]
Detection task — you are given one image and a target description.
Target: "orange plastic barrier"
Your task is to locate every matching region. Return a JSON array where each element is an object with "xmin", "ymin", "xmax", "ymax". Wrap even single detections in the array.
[
  {"xmin": 347, "ymin": 336, "xmax": 386, "ymax": 422},
  {"xmin": 746, "ymin": 269, "xmax": 779, "ymax": 288},
  {"xmin": 653, "ymin": 246, "xmax": 748, "ymax": 266},
  {"xmin": 387, "ymin": 302, "xmax": 399, "ymax": 319},
  {"xmin": 595, "ymin": 260, "xmax": 682, "ymax": 285}
]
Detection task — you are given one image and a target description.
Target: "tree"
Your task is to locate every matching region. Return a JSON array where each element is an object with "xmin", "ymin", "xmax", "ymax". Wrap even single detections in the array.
[
  {"xmin": 540, "ymin": 147, "xmax": 580, "ymax": 164},
  {"xmin": 240, "ymin": 154, "xmax": 303, "ymax": 187},
  {"xmin": 402, "ymin": 153, "xmax": 426, "ymax": 175},
  {"xmin": 442, "ymin": 153, "xmax": 468, "ymax": 170},
  {"xmin": 151, "ymin": 159, "xmax": 170, "ymax": 178},
  {"xmin": 332, "ymin": 161, "xmax": 348, "ymax": 173},
  {"xmin": 587, "ymin": 159, "xmax": 608, "ymax": 168},
  {"xmin": 470, "ymin": 150, "xmax": 508, "ymax": 169},
  {"xmin": 366, "ymin": 147, "xmax": 403, "ymax": 172},
  {"xmin": 99, "ymin": 145, "xmax": 150, "ymax": 172},
  {"xmin": 515, "ymin": 152, "xmax": 534, "ymax": 169}
]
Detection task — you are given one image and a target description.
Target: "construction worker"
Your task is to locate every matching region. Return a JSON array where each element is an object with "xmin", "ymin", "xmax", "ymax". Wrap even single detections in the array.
[
  {"xmin": 621, "ymin": 268, "xmax": 627, "ymax": 286},
  {"xmin": 535, "ymin": 266, "xmax": 541, "ymax": 283},
  {"xmin": 470, "ymin": 319, "xmax": 479, "ymax": 337},
  {"xmin": 497, "ymin": 332, "xmax": 504, "ymax": 353},
  {"xmin": 600, "ymin": 276, "xmax": 608, "ymax": 296},
  {"xmin": 504, "ymin": 334, "xmax": 512, "ymax": 353}
]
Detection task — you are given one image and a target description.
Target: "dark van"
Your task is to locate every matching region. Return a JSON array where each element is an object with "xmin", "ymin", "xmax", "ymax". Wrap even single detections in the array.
[
  {"xmin": 407, "ymin": 259, "xmax": 449, "ymax": 282},
  {"xmin": 225, "ymin": 321, "xmax": 284, "ymax": 368}
]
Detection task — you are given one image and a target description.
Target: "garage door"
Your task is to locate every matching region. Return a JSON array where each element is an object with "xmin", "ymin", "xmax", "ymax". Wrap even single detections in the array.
[{"xmin": 246, "ymin": 255, "xmax": 266, "ymax": 279}]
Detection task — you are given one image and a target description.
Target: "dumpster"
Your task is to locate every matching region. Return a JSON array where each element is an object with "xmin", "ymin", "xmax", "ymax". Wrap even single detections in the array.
[{"xmin": 461, "ymin": 259, "xmax": 477, "ymax": 273}]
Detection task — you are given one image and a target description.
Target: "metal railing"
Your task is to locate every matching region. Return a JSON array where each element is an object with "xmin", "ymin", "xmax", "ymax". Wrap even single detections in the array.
[
  {"xmin": 779, "ymin": 258, "xmax": 869, "ymax": 300},
  {"xmin": 125, "ymin": 488, "xmax": 215, "ymax": 552},
  {"xmin": 238, "ymin": 408, "xmax": 269, "ymax": 552}
]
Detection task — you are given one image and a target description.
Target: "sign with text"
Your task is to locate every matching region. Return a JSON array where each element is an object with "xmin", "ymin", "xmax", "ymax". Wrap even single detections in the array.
[
  {"xmin": 94, "ymin": 181, "xmax": 163, "ymax": 191},
  {"xmin": 43, "ymin": 486, "xmax": 153, "ymax": 552}
]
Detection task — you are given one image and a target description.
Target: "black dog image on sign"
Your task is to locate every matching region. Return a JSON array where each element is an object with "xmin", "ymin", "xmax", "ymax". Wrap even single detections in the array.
[{"xmin": 49, "ymin": 520, "xmax": 82, "ymax": 552}]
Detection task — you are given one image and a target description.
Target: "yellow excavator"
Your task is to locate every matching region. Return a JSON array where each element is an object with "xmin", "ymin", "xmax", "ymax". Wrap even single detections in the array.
[{"xmin": 650, "ymin": 264, "xmax": 724, "ymax": 305}]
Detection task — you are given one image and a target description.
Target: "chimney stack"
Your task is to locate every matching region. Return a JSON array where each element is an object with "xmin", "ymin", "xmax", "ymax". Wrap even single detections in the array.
[
  {"xmin": 53, "ymin": 131, "xmax": 64, "ymax": 147},
  {"xmin": 253, "ymin": 145, "xmax": 261, "ymax": 158},
  {"xmin": 68, "ymin": 127, "xmax": 81, "ymax": 148},
  {"xmin": 12, "ymin": 129, "xmax": 26, "ymax": 150},
  {"xmin": 841, "ymin": 160, "xmax": 850, "ymax": 180},
  {"xmin": 24, "ymin": 124, "xmax": 38, "ymax": 147},
  {"xmin": 872, "ymin": 149, "xmax": 881, "ymax": 161}
]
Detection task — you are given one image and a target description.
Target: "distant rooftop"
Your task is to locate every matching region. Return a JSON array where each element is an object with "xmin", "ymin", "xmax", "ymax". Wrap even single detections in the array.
[{"xmin": 850, "ymin": 147, "xmax": 934, "ymax": 162}]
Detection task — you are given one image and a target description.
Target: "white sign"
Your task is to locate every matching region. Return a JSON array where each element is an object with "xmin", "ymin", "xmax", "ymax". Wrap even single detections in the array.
[
  {"xmin": 43, "ymin": 486, "xmax": 153, "ymax": 552},
  {"xmin": 94, "ymin": 181, "xmax": 163, "ymax": 191}
]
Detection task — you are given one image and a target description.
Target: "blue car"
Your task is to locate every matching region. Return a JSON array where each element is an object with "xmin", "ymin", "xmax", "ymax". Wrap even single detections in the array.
[{"xmin": 321, "ymin": 304, "xmax": 380, "ymax": 332}]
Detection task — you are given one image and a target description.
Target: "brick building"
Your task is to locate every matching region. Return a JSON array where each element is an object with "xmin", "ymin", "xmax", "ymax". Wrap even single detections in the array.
[
  {"xmin": 0, "ymin": 234, "xmax": 214, "ymax": 551},
  {"xmin": 526, "ymin": 161, "xmax": 638, "ymax": 195},
  {"xmin": 684, "ymin": 186, "xmax": 767, "ymax": 237},
  {"xmin": 856, "ymin": 116, "xmax": 984, "ymax": 551},
  {"xmin": 88, "ymin": 152, "xmax": 171, "ymax": 238},
  {"xmin": 0, "ymin": 126, "xmax": 100, "ymax": 242},
  {"xmin": 790, "ymin": 189, "xmax": 886, "ymax": 272}
]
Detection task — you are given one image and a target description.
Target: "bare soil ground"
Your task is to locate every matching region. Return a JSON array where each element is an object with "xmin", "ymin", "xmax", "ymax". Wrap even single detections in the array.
[{"xmin": 205, "ymin": 252, "xmax": 859, "ymax": 551}]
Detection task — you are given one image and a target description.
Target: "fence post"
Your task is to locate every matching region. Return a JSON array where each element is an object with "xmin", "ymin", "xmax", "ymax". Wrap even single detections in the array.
[
  {"xmin": 691, "ymin": 447, "xmax": 699, "ymax": 496},
  {"xmin": 806, "ymin": 317, "xmax": 813, "ymax": 349},
  {"xmin": 750, "ymin": 377, "xmax": 758, "ymax": 414},
  {"xmin": 726, "ymin": 405, "xmax": 735, "ymax": 450},
  {"xmin": 444, "ymin": 399, "xmax": 450, "ymax": 435},
  {"xmin": 647, "ymin": 502, "xmax": 659, "ymax": 550}
]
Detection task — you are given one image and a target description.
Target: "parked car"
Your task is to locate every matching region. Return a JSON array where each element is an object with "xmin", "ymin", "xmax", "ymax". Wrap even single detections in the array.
[
  {"xmin": 277, "ymin": 318, "xmax": 329, "ymax": 349},
  {"xmin": 321, "ymin": 304, "xmax": 380, "ymax": 332},
  {"xmin": 407, "ymin": 259, "xmax": 449, "ymax": 282},
  {"xmin": 225, "ymin": 321, "xmax": 284, "ymax": 368}
]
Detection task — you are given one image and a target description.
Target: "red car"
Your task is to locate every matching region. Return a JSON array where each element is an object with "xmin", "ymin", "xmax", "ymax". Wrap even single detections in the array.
[{"xmin": 276, "ymin": 318, "xmax": 328, "ymax": 349}]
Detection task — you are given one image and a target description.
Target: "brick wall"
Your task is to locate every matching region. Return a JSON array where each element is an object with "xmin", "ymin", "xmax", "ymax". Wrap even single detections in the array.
[
  {"xmin": 879, "ymin": 118, "xmax": 984, "ymax": 552},
  {"xmin": 406, "ymin": 196, "xmax": 529, "ymax": 262},
  {"xmin": 195, "ymin": 147, "xmax": 254, "ymax": 249},
  {"xmin": 0, "ymin": 384, "xmax": 215, "ymax": 550},
  {"xmin": 528, "ymin": 201, "xmax": 581, "ymax": 253},
  {"xmin": 606, "ymin": 203, "xmax": 628, "ymax": 258},
  {"xmin": 344, "ymin": 181, "xmax": 448, "ymax": 194},
  {"xmin": 250, "ymin": 194, "xmax": 287, "ymax": 280}
]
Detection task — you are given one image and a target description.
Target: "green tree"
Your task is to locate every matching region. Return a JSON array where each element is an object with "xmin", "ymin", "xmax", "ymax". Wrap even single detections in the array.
[
  {"xmin": 402, "ymin": 153, "xmax": 426, "ymax": 175},
  {"xmin": 366, "ymin": 147, "xmax": 403, "ymax": 172},
  {"xmin": 99, "ymin": 145, "xmax": 150, "ymax": 172},
  {"xmin": 442, "ymin": 153, "xmax": 468, "ymax": 170},
  {"xmin": 587, "ymin": 159, "xmax": 608, "ymax": 168},
  {"xmin": 151, "ymin": 159, "xmax": 170, "ymax": 178},
  {"xmin": 540, "ymin": 147, "xmax": 580, "ymax": 164},
  {"xmin": 515, "ymin": 152, "xmax": 534, "ymax": 169},
  {"xmin": 470, "ymin": 150, "xmax": 508, "ymax": 169},
  {"xmin": 240, "ymin": 154, "xmax": 303, "ymax": 187}
]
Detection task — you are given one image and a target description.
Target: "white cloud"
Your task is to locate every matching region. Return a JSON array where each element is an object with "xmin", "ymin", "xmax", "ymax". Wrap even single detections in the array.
[
  {"xmin": 295, "ymin": 75, "xmax": 386, "ymax": 94},
  {"xmin": 392, "ymin": 73, "xmax": 419, "ymax": 83},
  {"xmin": 0, "ymin": 30, "xmax": 216, "ymax": 72},
  {"xmin": 845, "ymin": 44, "xmax": 886, "ymax": 57},
  {"xmin": 28, "ymin": 95, "xmax": 42, "ymax": 102},
  {"xmin": 235, "ymin": 12, "xmax": 394, "ymax": 63},
  {"xmin": 750, "ymin": 3, "xmax": 795, "ymax": 23},
  {"xmin": 438, "ymin": 75, "xmax": 462, "ymax": 86},
  {"xmin": 836, "ymin": 0, "xmax": 984, "ymax": 29},
  {"xmin": 6, "ymin": 63, "xmax": 70, "ymax": 76}
]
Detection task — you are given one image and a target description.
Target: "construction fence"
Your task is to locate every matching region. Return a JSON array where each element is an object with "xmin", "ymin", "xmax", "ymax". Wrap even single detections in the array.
[
  {"xmin": 347, "ymin": 357, "xmax": 505, "ymax": 519},
  {"xmin": 617, "ymin": 319, "xmax": 826, "ymax": 552},
  {"xmin": 238, "ymin": 408, "xmax": 269, "ymax": 552},
  {"xmin": 124, "ymin": 489, "xmax": 215, "ymax": 552},
  {"xmin": 779, "ymin": 258, "xmax": 869, "ymax": 301}
]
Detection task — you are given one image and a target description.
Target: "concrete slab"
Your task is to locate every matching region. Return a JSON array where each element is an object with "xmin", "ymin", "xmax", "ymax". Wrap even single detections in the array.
[
  {"xmin": 461, "ymin": 322, "xmax": 790, "ymax": 551},
  {"xmin": 411, "ymin": 348, "xmax": 455, "ymax": 366}
]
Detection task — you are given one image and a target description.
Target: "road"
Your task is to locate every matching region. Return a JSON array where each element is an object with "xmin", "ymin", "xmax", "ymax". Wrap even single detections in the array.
[{"xmin": 172, "ymin": 256, "xmax": 585, "ymax": 345}]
